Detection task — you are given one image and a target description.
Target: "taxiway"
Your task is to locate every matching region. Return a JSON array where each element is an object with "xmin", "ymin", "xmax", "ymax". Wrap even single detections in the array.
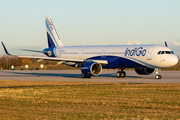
[{"xmin": 0, "ymin": 70, "xmax": 179, "ymax": 83}]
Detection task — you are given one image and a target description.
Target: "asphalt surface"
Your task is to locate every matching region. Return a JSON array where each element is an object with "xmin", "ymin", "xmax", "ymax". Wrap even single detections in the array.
[{"xmin": 0, "ymin": 70, "xmax": 179, "ymax": 83}]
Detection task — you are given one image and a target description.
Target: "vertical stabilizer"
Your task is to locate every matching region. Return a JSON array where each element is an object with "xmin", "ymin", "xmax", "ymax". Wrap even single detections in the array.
[{"xmin": 45, "ymin": 17, "xmax": 63, "ymax": 48}]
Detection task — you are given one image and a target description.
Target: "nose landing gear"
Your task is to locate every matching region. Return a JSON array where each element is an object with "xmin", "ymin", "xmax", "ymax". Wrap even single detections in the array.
[{"xmin": 155, "ymin": 68, "xmax": 162, "ymax": 79}]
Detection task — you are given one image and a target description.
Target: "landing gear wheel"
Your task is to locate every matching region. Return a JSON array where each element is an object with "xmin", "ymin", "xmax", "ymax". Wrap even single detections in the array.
[
  {"xmin": 116, "ymin": 72, "xmax": 121, "ymax": 78},
  {"xmin": 116, "ymin": 71, "xmax": 126, "ymax": 78},
  {"xmin": 86, "ymin": 75, "xmax": 91, "ymax": 78},
  {"xmin": 81, "ymin": 73, "xmax": 86, "ymax": 78},
  {"xmin": 155, "ymin": 68, "xmax": 162, "ymax": 79},
  {"xmin": 81, "ymin": 74, "xmax": 91, "ymax": 78},
  {"xmin": 121, "ymin": 71, "xmax": 126, "ymax": 78},
  {"xmin": 155, "ymin": 75, "xmax": 162, "ymax": 79}
]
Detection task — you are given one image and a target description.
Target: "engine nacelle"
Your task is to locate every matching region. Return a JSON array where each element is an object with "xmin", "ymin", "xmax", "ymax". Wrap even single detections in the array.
[
  {"xmin": 135, "ymin": 68, "xmax": 154, "ymax": 75},
  {"xmin": 81, "ymin": 62, "xmax": 102, "ymax": 76}
]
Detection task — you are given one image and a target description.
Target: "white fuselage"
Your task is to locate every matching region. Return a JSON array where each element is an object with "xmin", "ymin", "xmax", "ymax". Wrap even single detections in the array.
[{"xmin": 53, "ymin": 45, "xmax": 178, "ymax": 69}]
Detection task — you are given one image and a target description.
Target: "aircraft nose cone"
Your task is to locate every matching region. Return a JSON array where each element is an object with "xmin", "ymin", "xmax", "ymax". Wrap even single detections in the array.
[{"xmin": 170, "ymin": 55, "xmax": 178, "ymax": 66}]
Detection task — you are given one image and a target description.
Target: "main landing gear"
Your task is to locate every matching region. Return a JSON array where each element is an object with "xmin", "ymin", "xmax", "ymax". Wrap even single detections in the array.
[
  {"xmin": 155, "ymin": 68, "xmax": 162, "ymax": 79},
  {"xmin": 81, "ymin": 73, "xmax": 91, "ymax": 78},
  {"xmin": 116, "ymin": 69, "xmax": 126, "ymax": 78}
]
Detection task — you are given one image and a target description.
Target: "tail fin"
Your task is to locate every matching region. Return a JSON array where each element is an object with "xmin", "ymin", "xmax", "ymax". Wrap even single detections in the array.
[
  {"xmin": 165, "ymin": 41, "xmax": 168, "ymax": 47},
  {"xmin": 45, "ymin": 17, "xmax": 63, "ymax": 48}
]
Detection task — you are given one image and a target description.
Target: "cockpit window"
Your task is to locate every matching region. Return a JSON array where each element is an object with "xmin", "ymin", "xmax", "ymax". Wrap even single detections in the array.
[
  {"xmin": 157, "ymin": 51, "xmax": 161, "ymax": 54},
  {"xmin": 157, "ymin": 51, "xmax": 174, "ymax": 55},
  {"xmin": 165, "ymin": 51, "xmax": 171, "ymax": 54}
]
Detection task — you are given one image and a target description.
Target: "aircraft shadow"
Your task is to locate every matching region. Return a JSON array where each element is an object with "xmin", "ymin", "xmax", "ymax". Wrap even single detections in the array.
[
  {"xmin": 5, "ymin": 71, "xmax": 143, "ymax": 79},
  {"xmin": 10, "ymin": 72, "xmax": 81, "ymax": 78},
  {"xmin": 98, "ymin": 74, "xmax": 142, "ymax": 78}
]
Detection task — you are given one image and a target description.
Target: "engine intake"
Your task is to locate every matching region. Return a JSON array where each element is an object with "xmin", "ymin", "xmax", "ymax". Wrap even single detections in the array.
[
  {"xmin": 81, "ymin": 62, "xmax": 102, "ymax": 76},
  {"xmin": 135, "ymin": 68, "xmax": 154, "ymax": 75}
]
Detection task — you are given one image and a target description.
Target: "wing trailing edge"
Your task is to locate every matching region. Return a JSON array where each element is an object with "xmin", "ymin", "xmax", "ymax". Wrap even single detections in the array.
[{"xmin": 17, "ymin": 55, "xmax": 108, "ymax": 64}]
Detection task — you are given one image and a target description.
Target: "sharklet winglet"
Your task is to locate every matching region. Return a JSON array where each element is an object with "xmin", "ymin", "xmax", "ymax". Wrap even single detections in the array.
[{"xmin": 1, "ymin": 42, "xmax": 12, "ymax": 56}]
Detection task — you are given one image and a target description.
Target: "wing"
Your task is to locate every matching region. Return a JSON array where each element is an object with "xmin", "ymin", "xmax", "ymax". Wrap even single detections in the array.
[
  {"xmin": 1, "ymin": 42, "xmax": 108, "ymax": 64},
  {"xmin": 18, "ymin": 55, "xmax": 108, "ymax": 64}
]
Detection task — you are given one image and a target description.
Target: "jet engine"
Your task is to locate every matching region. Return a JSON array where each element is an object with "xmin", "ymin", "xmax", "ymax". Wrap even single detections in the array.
[
  {"xmin": 81, "ymin": 62, "xmax": 102, "ymax": 76},
  {"xmin": 135, "ymin": 68, "xmax": 154, "ymax": 75}
]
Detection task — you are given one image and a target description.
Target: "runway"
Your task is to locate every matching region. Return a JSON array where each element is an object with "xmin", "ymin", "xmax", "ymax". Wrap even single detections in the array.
[{"xmin": 0, "ymin": 70, "xmax": 179, "ymax": 83}]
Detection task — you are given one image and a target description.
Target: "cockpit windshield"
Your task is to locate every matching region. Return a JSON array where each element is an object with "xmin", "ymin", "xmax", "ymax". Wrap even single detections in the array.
[
  {"xmin": 165, "ymin": 51, "xmax": 171, "ymax": 54},
  {"xmin": 157, "ymin": 51, "xmax": 161, "ymax": 54},
  {"xmin": 157, "ymin": 51, "xmax": 174, "ymax": 55}
]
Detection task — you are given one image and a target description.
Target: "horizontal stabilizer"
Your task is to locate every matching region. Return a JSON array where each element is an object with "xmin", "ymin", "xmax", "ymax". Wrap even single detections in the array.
[{"xmin": 20, "ymin": 49, "xmax": 47, "ymax": 54}]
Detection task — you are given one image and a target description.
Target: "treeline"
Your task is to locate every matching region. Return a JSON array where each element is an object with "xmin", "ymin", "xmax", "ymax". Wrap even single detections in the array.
[{"xmin": 0, "ymin": 55, "xmax": 79, "ymax": 70}]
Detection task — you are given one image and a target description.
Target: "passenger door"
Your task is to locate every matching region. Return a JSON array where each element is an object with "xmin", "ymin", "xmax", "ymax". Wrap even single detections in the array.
[
  {"xmin": 79, "ymin": 49, "xmax": 84, "ymax": 59},
  {"xmin": 147, "ymin": 47, "xmax": 154, "ymax": 60},
  {"xmin": 101, "ymin": 50, "xmax": 107, "ymax": 58}
]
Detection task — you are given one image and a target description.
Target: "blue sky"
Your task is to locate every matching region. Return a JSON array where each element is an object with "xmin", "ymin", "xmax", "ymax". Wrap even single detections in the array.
[{"xmin": 0, "ymin": 0, "xmax": 180, "ymax": 55}]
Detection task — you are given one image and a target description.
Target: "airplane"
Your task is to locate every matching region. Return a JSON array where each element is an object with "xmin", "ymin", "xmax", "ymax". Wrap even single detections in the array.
[{"xmin": 1, "ymin": 17, "xmax": 178, "ymax": 79}]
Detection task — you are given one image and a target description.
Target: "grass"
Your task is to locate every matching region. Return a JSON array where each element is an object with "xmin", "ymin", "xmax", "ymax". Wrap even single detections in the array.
[{"xmin": 0, "ymin": 81, "xmax": 180, "ymax": 119}]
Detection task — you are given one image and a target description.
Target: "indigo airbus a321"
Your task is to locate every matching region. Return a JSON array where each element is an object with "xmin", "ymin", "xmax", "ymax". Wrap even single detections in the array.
[{"xmin": 2, "ymin": 17, "xmax": 178, "ymax": 79}]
